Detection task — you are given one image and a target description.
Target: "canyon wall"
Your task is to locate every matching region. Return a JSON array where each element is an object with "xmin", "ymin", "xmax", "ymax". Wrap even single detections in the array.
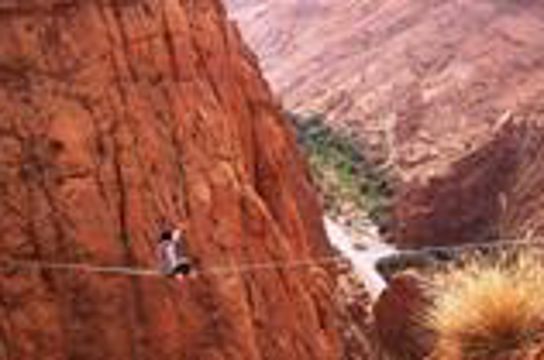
[
  {"xmin": 394, "ymin": 113, "xmax": 544, "ymax": 247},
  {"xmin": 0, "ymin": 1, "xmax": 344, "ymax": 359},
  {"xmin": 228, "ymin": 0, "xmax": 544, "ymax": 246}
]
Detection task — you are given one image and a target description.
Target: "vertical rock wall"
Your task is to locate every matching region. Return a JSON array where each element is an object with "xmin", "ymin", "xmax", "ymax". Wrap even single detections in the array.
[{"xmin": 0, "ymin": 1, "xmax": 342, "ymax": 359}]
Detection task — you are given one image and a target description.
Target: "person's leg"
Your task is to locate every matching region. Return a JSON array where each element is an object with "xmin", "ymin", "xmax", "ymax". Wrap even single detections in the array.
[{"xmin": 174, "ymin": 273, "xmax": 186, "ymax": 285}]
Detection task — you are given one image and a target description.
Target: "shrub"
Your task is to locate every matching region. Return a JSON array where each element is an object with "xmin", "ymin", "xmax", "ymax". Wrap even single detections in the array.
[
  {"xmin": 286, "ymin": 111, "xmax": 393, "ymax": 228},
  {"xmin": 425, "ymin": 251, "xmax": 544, "ymax": 359}
]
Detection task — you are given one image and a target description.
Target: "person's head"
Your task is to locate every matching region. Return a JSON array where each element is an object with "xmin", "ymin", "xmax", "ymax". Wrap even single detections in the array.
[{"xmin": 159, "ymin": 230, "xmax": 172, "ymax": 242}]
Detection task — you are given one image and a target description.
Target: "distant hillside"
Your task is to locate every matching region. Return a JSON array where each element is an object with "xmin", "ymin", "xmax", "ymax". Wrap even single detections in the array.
[{"xmin": 228, "ymin": 0, "xmax": 544, "ymax": 246}]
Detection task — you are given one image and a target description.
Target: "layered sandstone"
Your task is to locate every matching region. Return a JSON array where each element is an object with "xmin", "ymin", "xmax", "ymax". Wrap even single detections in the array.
[
  {"xmin": 228, "ymin": 0, "xmax": 544, "ymax": 246},
  {"xmin": 0, "ymin": 1, "xmax": 344, "ymax": 359}
]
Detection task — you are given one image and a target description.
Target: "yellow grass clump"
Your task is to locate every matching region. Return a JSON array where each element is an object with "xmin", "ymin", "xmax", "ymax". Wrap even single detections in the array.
[{"xmin": 425, "ymin": 251, "xmax": 544, "ymax": 360}]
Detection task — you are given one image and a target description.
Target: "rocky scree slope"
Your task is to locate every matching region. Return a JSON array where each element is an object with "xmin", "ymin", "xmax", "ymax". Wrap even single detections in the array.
[
  {"xmin": 0, "ymin": 1, "xmax": 345, "ymax": 359},
  {"xmin": 228, "ymin": 0, "xmax": 544, "ymax": 247}
]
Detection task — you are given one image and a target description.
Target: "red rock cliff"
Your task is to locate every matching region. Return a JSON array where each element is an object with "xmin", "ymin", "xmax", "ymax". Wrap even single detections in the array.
[{"xmin": 0, "ymin": 1, "xmax": 342, "ymax": 359}]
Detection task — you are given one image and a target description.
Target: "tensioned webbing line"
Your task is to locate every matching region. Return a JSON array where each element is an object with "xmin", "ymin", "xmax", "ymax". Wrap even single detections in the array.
[
  {"xmin": 0, "ymin": 256, "xmax": 349, "ymax": 277},
  {"xmin": 1, "ymin": 260, "xmax": 162, "ymax": 277},
  {"xmin": 0, "ymin": 237, "xmax": 543, "ymax": 278}
]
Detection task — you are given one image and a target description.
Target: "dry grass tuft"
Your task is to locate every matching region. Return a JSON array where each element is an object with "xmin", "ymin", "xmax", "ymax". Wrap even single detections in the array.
[{"xmin": 425, "ymin": 251, "xmax": 544, "ymax": 360}]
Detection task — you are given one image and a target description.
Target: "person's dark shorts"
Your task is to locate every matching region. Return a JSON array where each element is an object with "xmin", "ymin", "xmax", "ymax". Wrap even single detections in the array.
[{"xmin": 173, "ymin": 260, "xmax": 192, "ymax": 276}]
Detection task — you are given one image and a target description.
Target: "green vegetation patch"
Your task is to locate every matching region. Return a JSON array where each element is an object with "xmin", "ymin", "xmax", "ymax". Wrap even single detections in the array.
[{"xmin": 287, "ymin": 111, "xmax": 393, "ymax": 229}]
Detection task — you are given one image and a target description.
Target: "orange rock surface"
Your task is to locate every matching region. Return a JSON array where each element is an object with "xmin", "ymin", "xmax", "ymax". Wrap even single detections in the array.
[
  {"xmin": 228, "ymin": 0, "xmax": 544, "ymax": 246},
  {"xmin": 0, "ymin": 1, "xmax": 343, "ymax": 359},
  {"xmin": 373, "ymin": 272, "xmax": 433, "ymax": 360}
]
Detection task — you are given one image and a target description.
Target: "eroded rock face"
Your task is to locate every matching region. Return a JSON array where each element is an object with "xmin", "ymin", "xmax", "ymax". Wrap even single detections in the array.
[
  {"xmin": 0, "ymin": 1, "xmax": 343, "ymax": 359},
  {"xmin": 497, "ymin": 113, "xmax": 544, "ymax": 242},
  {"xmin": 228, "ymin": 0, "xmax": 544, "ymax": 247},
  {"xmin": 393, "ymin": 117, "xmax": 544, "ymax": 247},
  {"xmin": 373, "ymin": 271, "xmax": 434, "ymax": 360},
  {"xmin": 393, "ymin": 118, "xmax": 525, "ymax": 247}
]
